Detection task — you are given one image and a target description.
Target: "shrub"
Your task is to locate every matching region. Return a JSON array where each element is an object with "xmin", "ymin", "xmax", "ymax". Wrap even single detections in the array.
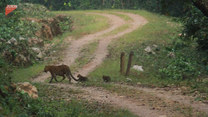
[
  {"xmin": 0, "ymin": 7, "xmax": 39, "ymax": 66},
  {"xmin": 0, "ymin": 57, "xmax": 12, "ymax": 86},
  {"xmin": 19, "ymin": 3, "xmax": 54, "ymax": 19},
  {"xmin": 0, "ymin": 3, "xmax": 73, "ymax": 66},
  {"xmin": 181, "ymin": 6, "xmax": 208, "ymax": 51},
  {"xmin": 0, "ymin": 63, "xmax": 53, "ymax": 116},
  {"xmin": 58, "ymin": 15, "xmax": 73, "ymax": 32},
  {"xmin": 159, "ymin": 56, "xmax": 200, "ymax": 80},
  {"xmin": 0, "ymin": 89, "xmax": 54, "ymax": 116}
]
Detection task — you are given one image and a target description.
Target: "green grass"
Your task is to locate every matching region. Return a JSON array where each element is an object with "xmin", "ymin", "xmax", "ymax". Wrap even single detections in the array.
[
  {"xmin": 35, "ymin": 83, "xmax": 137, "ymax": 117},
  {"xmin": 95, "ymin": 10, "xmax": 132, "ymax": 21},
  {"xmin": 41, "ymin": 100, "xmax": 136, "ymax": 117},
  {"xmin": 11, "ymin": 11, "xmax": 110, "ymax": 83},
  {"xmin": 9, "ymin": 9, "xmax": 208, "ymax": 116},
  {"xmin": 95, "ymin": 11, "xmax": 132, "ymax": 37},
  {"xmin": 86, "ymin": 10, "xmax": 208, "ymax": 100},
  {"xmin": 11, "ymin": 10, "xmax": 144, "ymax": 83},
  {"xmin": 69, "ymin": 11, "xmax": 133, "ymax": 72},
  {"xmin": 104, "ymin": 24, "xmax": 130, "ymax": 37},
  {"xmin": 48, "ymin": 10, "xmax": 135, "ymax": 79},
  {"xmin": 1, "ymin": 82, "xmax": 136, "ymax": 117},
  {"xmin": 98, "ymin": 84, "xmax": 207, "ymax": 117},
  {"xmin": 71, "ymin": 41, "xmax": 99, "ymax": 72},
  {"xmin": 12, "ymin": 63, "xmax": 45, "ymax": 82},
  {"xmin": 110, "ymin": 12, "xmax": 132, "ymax": 21},
  {"xmin": 89, "ymin": 10, "xmax": 180, "ymax": 86},
  {"xmin": 52, "ymin": 11, "xmax": 110, "ymax": 39}
]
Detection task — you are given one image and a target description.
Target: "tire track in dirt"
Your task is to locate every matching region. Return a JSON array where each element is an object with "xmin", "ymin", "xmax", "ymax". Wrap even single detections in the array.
[
  {"xmin": 32, "ymin": 12, "xmax": 208, "ymax": 117},
  {"xmin": 47, "ymin": 82, "xmax": 208, "ymax": 117},
  {"xmin": 72, "ymin": 12, "xmax": 208, "ymax": 116},
  {"xmin": 116, "ymin": 84, "xmax": 208, "ymax": 115},
  {"xmin": 32, "ymin": 13, "xmax": 125, "ymax": 83},
  {"xmin": 33, "ymin": 12, "xmax": 171, "ymax": 117},
  {"xmin": 48, "ymin": 83, "xmax": 163, "ymax": 117},
  {"xmin": 76, "ymin": 12, "xmax": 147, "ymax": 76}
]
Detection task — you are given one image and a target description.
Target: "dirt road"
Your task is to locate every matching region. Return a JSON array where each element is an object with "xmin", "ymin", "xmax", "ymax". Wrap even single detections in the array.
[{"xmin": 32, "ymin": 12, "xmax": 208, "ymax": 117}]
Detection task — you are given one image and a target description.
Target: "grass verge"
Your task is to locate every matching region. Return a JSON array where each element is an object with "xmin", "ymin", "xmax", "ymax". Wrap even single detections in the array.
[
  {"xmin": 11, "ymin": 11, "xmax": 109, "ymax": 83},
  {"xmin": 89, "ymin": 10, "xmax": 180, "ymax": 85},
  {"xmin": 88, "ymin": 10, "xmax": 208, "ymax": 100},
  {"xmin": 34, "ymin": 83, "xmax": 137, "ymax": 117},
  {"xmin": 71, "ymin": 41, "xmax": 99, "ymax": 72}
]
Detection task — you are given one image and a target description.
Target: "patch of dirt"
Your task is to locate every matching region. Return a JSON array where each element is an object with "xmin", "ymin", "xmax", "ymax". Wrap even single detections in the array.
[
  {"xmin": 33, "ymin": 13, "xmax": 126, "ymax": 83},
  {"xmin": 48, "ymin": 83, "xmax": 163, "ymax": 117},
  {"xmin": 32, "ymin": 12, "xmax": 208, "ymax": 117},
  {"xmin": 76, "ymin": 12, "xmax": 147, "ymax": 76},
  {"xmin": 115, "ymin": 83, "xmax": 208, "ymax": 115}
]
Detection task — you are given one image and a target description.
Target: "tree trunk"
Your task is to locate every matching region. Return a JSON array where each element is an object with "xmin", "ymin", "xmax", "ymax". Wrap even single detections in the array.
[
  {"xmin": 121, "ymin": 0, "xmax": 124, "ymax": 9},
  {"xmin": 192, "ymin": 0, "xmax": 208, "ymax": 17}
]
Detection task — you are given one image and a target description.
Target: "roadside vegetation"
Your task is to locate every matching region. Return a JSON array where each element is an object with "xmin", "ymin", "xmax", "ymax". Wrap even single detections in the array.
[
  {"xmin": 1, "ymin": 0, "xmax": 208, "ymax": 116},
  {"xmin": 88, "ymin": 10, "xmax": 208, "ymax": 101},
  {"xmin": 0, "ymin": 2, "xmax": 111, "ymax": 116},
  {"xmin": 35, "ymin": 84, "xmax": 136, "ymax": 117},
  {"xmin": 11, "ymin": 11, "xmax": 109, "ymax": 83}
]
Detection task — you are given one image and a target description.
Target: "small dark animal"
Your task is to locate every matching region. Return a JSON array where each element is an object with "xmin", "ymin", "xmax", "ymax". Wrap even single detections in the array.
[
  {"xmin": 77, "ymin": 74, "xmax": 88, "ymax": 82},
  {"xmin": 44, "ymin": 64, "xmax": 78, "ymax": 83},
  {"xmin": 102, "ymin": 75, "xmax": 111, "ymax": 82}
]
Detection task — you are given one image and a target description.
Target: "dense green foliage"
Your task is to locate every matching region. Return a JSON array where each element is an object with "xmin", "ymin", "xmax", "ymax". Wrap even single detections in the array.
[
  {"xmin": 182, "ymin": 6, "xmax": 208, "ymax": 51},
  {"xmin": 22, "ymin": 0, "xmax": 208, "ymax": 51},
  {"xmin": 0, "ymin": 59, "xmax": 11, "ymax": 86},
  {"xmin": 0, "ymin": 6, "xmax": 38, "ymax": 65},
  {"xmin": 0, "ymin": 59, "xmax": 42, "ymax": 116},
  {"xmin": 24, "ymin": 0, "xmax": 189, "ymax": 16},
  {"xmin": 20, "ymin": 3, "xmax": 53, "ymax": 18},
  {"xmin": 1, "ymin": 91, "xmax": 48, "ymax": 116},
  {"xmin": 164, "ymin": 5, "xmax": 208, "ymax": 80},
  {"xmin": 0, "ymin": 3, "xmax": 73, "ymax": 66},
  {"xmin": 23, "ymin": 0, "xmax": 208, "ymax": 51},
  {"xmin": 0, "ymin": 0, "xmax": 208, "ymax": 116},
  {"xmin": 159, "ymin": 57, "xmax": 199, "ymax": 80},
  {"xmin": 0, "ymin": 3, "xmax": 73, "ymax": 116}
]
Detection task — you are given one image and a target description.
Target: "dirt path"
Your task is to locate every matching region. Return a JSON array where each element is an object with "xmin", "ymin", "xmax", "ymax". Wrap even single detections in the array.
[
  {"xmin": 48, "ymin": 82, "xmax": 208, "ymax": 117},
  {"xmin": 32, "ymin": 12, "xmax": 208, "ymax": 117},
  {"xmin": 33, "ymin": 13, "xmax": 125, "ymax": 83},
  {"xmin": 115, "ymin": 83, "xmax": 208, "ymax": 115},
  {"xmin": 76, "ymin": 12, "xmax": 147, "ymax": 76},
  {"xmin": 48, "ymin": 83, "xmax": 165, "ymax": 117}
]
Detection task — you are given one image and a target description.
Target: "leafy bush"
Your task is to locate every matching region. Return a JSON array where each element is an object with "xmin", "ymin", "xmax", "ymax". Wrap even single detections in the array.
[
  {"xmin": 19, "ymin": 3, "xmax": 54, "ymax": 19},
  {"xmin": 159, "ymin": 57, "xmax": 200, "ymax": 80},
  {"xmin": 0, "ymin": 89, "xmax": 54, "ymax": 116},
  {"xmin": 0, "ymin": 62, "xmax": 52, "ymax": 116},
  {"xmin": 181, "ymin": 6, "xmax": 208, "ymax": 51},
  {"xmin": 58, "ymin": 15, "xmax": 73, "ymax": 32},
  {"xmin": 0, "ymin": 12, "xmax": 38, "ymax": 65},
  {"xmin": 0, "ymin": 3, "xmax": 73, "ymax": 66},
  {"xmin": 0, "ymin": 57, "xmax": 12, "ymax": 86}
]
